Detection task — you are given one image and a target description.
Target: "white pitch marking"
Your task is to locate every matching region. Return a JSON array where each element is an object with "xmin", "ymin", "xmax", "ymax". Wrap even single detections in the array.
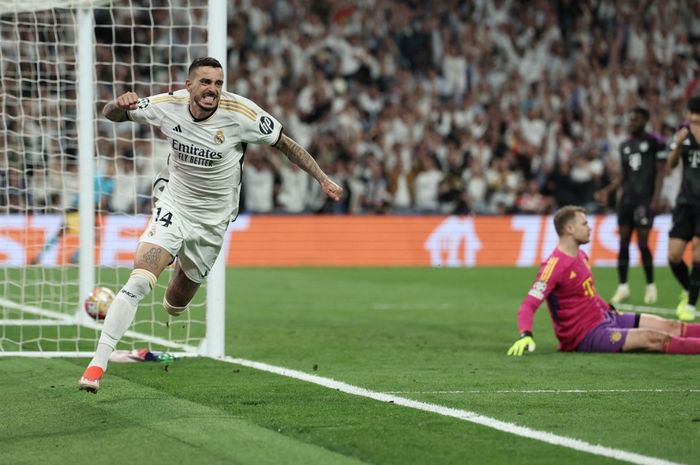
[
  {"xmin": 223, "ymin": 356, "xmax": 685, "ymax": 465},
  {"xmin": 386, "ymin": 389, "xmax": 700, "ymax": 394},
  {"xmin": 614, "ymin": 303, "xmax": 677, "ymax": 316},
  {"xmin": 371, "ymin": 303, "xmax": 451, "ymax": 311},
  {"xmin": 0, "ymin": 296, "xmax": 74, "ymax": 321}
]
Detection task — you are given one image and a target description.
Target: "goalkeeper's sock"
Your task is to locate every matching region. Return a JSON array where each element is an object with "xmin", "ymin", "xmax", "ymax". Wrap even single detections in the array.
[
  {"xmin": 680, "ymin": 322, "xmax": 700, "ymax": 338},
  {"xmin": 662, "ymin": 336, "xmax": 700, "ymax": 354},
  {"xmin": 89, "ymin": 269, "xmax": 157, "ymax": 370}
]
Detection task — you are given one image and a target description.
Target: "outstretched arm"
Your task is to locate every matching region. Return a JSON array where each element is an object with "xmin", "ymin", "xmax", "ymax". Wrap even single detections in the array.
[
  {"xmin": 507, "ymin": 294, "xmax": 541, "ymax": 356},
  {"xmin": 507, "ymin": 258, "xmax": 561, "ymax": 356},
  {"xmin": 102, "ymin": 91, "xmax": 140, "ymax": 122},
  {"xmin": 273, "ymin": 133, "xmax": 343, "ymax": 201}
]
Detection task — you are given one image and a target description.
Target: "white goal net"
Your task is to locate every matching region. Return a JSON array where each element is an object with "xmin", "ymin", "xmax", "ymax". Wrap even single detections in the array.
[{"xmin": 0, "ymin": 0, "xmax": 224, "ymax": 357}]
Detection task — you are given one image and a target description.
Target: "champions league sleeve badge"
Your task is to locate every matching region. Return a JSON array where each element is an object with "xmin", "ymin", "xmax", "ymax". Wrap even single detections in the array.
[
  {"xmin": 215, "ymin": 130, "xmax": 225, "ymax": 144},
  {"xmin": 528, "ymin": 280, "xmax": 547, "ymax": 299}
]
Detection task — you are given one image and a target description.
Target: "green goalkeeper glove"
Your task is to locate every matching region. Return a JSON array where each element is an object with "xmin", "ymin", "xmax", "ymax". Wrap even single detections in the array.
[{"xmin": 507, "ymin": 331, "xmax": 536, "ymax": 356}]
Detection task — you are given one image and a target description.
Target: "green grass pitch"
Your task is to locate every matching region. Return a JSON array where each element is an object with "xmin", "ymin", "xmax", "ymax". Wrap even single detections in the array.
[{"xmin": 1, "ymin": 266, "xmax": 698, "ymax": 465}]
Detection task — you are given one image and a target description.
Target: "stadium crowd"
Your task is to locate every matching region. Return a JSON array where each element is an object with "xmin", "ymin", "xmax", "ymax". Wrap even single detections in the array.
[{"xmin": 2, "ymin": 0, "xmax": 699, "ymax": 215}]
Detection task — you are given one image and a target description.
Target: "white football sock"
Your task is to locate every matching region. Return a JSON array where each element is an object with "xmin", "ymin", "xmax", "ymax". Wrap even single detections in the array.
[{"xmin": 89, "ymin": 269, "xmax": 156, "ymax": 370}]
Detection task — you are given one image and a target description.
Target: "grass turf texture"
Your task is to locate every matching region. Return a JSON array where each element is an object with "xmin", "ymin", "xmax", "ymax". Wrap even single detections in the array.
[{"xmin": 1, "ymin": 267, "xmax": 698, "ymax": 465}]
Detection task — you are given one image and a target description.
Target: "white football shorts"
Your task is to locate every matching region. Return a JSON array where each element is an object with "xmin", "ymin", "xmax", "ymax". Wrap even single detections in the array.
[{"xmin": 139, "ymin": 200, "xmax": 228, "ymax": 283}]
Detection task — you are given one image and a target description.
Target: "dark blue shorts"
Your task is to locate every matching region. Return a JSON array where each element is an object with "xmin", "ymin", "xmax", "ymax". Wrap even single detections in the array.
[
  {"xmin": 576, "ymin": 311, "xmax": 640, "ymax": 353},
  {"xmin": 669, "ymin": 203, "xmax": 700, "ymax": 241},
  {"xmin": 617, "ymin": 203, "xmax": 654, "ymax": 228}
]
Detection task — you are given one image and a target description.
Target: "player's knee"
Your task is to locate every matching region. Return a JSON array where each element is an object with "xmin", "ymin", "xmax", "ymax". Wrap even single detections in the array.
[
  {"xmin": 645, "ymin": 316, "xmax": 681, "ymax": 336},
  {"xmin": 163, "ymin": 295, "xmax": 189, "ymax": 317},
  {"xmin": 643, "ymin": 331, "xmax": 667, "ymax": 350},
  {"xmin": 120, "ymin": 269, "xmax": 157, "ymax": 302},
  {"xmin": 692, "ymin": 249, "xmax": 700, "ymax": 262},
  {"xmin": 626, "ymin": 329, "xmax": 667, "ymax": 352},
  {"xmin": 664, "ymin": 319, "xmax": 682, "ymax": 335}
]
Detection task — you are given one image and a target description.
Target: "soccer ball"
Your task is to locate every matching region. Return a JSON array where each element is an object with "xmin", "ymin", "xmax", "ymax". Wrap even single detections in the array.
[{"xmin": 84, "ymin": 287, "xmax": 115, "ymax": 320}]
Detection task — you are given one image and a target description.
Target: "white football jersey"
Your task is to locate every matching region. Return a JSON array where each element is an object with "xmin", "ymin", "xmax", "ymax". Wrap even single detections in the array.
[{"xmin": 127, "ymin": 89, "xmax": 282, "ymax": 224}]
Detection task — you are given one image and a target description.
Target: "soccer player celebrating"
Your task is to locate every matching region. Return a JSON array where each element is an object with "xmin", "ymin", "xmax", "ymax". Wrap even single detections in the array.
[
  {"xmin": 667, "ymin": 96, "xmax": 700, "ymax": 322},
  {"xmin": 79, "ymin": 57, "xmax": 343, "ymax": 392},
  {"xmin": 595, "ymin": 107, "xmax": 666, "ymax": 305},
  {"xmin": 507, "ymin": 206, "xmax": 700, "ymax": 356}
]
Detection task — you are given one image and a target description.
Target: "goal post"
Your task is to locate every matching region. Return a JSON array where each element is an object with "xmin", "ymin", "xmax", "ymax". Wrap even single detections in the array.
[
  {"xmin": 204, "ymin": 0, "xmax": 226, "ymax": 359},
  {"xmin": 77, "ymin": 4, "xmax": 95, "ymax": 329},
  {"xmin": 0, "ymin": 0, "xmax": 227, "ymax": 358}
]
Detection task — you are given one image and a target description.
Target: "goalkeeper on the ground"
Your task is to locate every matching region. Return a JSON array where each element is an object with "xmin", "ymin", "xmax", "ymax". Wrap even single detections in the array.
[{"xmin": 508, "ymin": 205, "xmax": 700, "ymax": 356}]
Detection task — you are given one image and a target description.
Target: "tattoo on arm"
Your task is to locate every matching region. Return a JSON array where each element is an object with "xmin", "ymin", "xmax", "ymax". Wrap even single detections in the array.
[
  {"xmin": 102, "ymin": 101, "xmax": 129, "ymax": 122},
  {"xmin": 274, "ymin": 134, "xmax": 325, "ymax": 182}
]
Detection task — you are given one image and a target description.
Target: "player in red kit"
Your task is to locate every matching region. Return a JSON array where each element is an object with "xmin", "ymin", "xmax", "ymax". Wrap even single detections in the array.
[{"xmin": 508, "ymin": 205, "xmax": 700, "ymax": 356}]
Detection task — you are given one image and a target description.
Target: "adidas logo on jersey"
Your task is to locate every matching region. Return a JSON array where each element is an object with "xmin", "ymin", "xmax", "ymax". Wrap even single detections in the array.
[{"xmin": 173, "ymin": 125, "xmax": 182, "ymax": 133}]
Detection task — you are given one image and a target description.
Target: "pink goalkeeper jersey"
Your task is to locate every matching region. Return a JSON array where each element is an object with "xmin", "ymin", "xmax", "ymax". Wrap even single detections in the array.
[{"xmin": 517, "ymin": 248, "xmax": 609, "ymax": 351}]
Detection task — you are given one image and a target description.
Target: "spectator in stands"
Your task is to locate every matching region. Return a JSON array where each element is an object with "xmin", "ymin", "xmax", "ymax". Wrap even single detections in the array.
[
  {"xmin": 465, "ymin": 159, "xmax": 489, "ymax": 214},
  {"xmin": 94, "ymin": 161, "xmax": 115, "ymax": 213},
  {"xmin": 271, "ymin": 159, "xmax": 309, "ymax": 214},
  {"xmin": 412, "ymin": 154, "xmax": 443, "ymax": 213},
  {"xmin": 438, "ymin": 144, "xmax": 469, "ymax": 214},
  {"xmin": 243, "ymin": 150, "xmax": 277, "ymax": 214},
  {"xmin": 486, "ymin": 156, "xmax": 521, "ymax": 214},
  {"xmin": 7, "ymin": 0, "xmax": 699, "ymax": 217},
  {"xmin": 516, "ymin": 179, "xmax": 553, "ymax": 214},
  {"xmin": 386, "ymin": 149, "xmax": 413, "ymax": 213},
  {"xmin": 361, "ymin": 156, "xmax": 390, "ymax": 214},
  {"xmin": 109, "ymin": 156, "xmax": 138, "ymax": 214}
]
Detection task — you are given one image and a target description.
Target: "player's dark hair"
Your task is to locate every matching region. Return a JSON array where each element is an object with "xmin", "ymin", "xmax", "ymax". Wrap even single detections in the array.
[
  {"xmin": 188, "ymin": 57, "xmax": 222, "ymax": 76},
  {"xmin": 630, "ymin": 106, "xmax": 650, "ymax": 121},
  {"xmin": 688, "ymin": 96, "xmax": 700, "ymax": 114},
  {"xmin": 553, "ymin": 205, "xmax": 585, "ymax": 236}
]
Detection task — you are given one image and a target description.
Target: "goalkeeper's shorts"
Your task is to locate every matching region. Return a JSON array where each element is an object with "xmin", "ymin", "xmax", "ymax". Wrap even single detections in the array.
[{"xmin": 576, "ymin": 311, "xmax": 640, "ymax": 353}]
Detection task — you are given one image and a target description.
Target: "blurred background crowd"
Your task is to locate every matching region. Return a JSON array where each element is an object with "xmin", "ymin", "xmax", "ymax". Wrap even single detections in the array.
[{"xmin": 2, "ymin": 0, "xmax": 699, "ymax": 216}]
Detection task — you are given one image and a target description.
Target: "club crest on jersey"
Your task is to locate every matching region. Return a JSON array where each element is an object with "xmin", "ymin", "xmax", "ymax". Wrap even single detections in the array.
[
  {"xmin": 639, "ymin": 141, "xmax": 648, "ymax": 152},
  {"xmin": 528, "ymin": 280, "xmax": 546, "ymax": 299},
  {"xmin": 215, "ymin": 130, "xmax": 225, "ymax": 144},
  {"xmin": 259, "ymin": 116, "xmax": 274, "ymax": 135}
]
